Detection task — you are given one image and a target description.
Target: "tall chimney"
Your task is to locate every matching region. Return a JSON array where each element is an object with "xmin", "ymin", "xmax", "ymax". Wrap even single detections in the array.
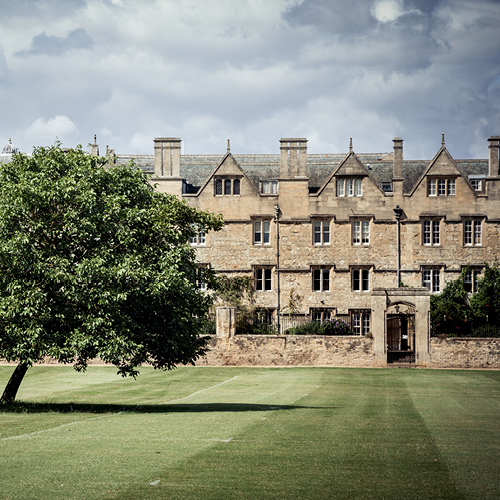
[
  {"xmin": 488, "ymin": 136, "xmax": 500, "ymax": 177},
  {"xmin": 279, "ymin": 138, "xmax": 308, "ymax": 178},
  {"xmin": 154, "ymin": 138, "xmax": 181, "ymax": 177},
  {"xmin": 393, "ymin": 137, "xmax": 403, "ymax": 179}
]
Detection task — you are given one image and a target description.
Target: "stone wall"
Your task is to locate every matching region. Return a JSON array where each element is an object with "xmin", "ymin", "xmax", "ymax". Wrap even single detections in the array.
[
  {"xmin": 196, "ymin": 335, "xmax": 374, "ymax": 367},
  {"xmin": 192, "ymin": 334, "xmax": 500, "ymax": 369},
  {"xmin": 430, "ymin": 337, "xmax": 500, "ymax": 369}
]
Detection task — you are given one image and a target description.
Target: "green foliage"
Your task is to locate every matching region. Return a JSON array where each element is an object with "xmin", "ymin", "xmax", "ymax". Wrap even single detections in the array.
[
  {"xmin": 286, "ymin": 319, "xmax": 354, "ymax": 336},
  {"xmin": 431, "ymin": 263, "xmax": 500, "ymax": 337},
  {"xmin": 0, "ymin": 144, "xmax": 223, "ymax": 386},
  {"xmin": 469, "ymin": 262, "xmax": 500, "ymax": 325}
]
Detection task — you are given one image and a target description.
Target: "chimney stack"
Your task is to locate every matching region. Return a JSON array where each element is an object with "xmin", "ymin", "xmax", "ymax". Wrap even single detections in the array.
[
  {"xmin": 279, "ymin": 138, "xmax": 308, "ymax": 178},
  {"xmin": 393, "ymin": 137, "xmax": 403, "ymax": 179},
  {"xmin": 488, "ymin": 136, "xmax": 500, "ymax": 177},
  {"xmin": 154, "ymin": 138, "xmax": 181, "ymax": 177}
]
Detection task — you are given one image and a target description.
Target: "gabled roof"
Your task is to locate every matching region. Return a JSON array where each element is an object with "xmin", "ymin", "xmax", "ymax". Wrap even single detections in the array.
[
  {"xmin": 195, "ymin": 152, "xmax": 261, "ymax": 197},
  {"xmin": 113, "ymin": 150, "xmax": 489, "ymax": 195},
  {"xmin": 314, "ymin": 151, "xmax": 384, "ymax": 196}
]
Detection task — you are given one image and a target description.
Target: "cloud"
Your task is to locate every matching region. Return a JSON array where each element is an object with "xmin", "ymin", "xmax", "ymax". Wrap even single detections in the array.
[
  {"xmin": 15, "ymin": 28, "xmax": 94, "ymax": 57},
  {"xmin": 371, "ymin": 0, "xmax": 406, "ymax": 22},
  {"xmin": 24, "ymin": 116, "xmax": 79, "ymax": 147}
]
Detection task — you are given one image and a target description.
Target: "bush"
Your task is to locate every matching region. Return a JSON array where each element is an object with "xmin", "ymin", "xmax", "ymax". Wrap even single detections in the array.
[{"xmin": 286, "ymin": 319, "xmax": 354, "ymax": 336}]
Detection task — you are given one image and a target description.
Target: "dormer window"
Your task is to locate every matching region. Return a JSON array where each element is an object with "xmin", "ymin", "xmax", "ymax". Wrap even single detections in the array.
[
  {"xmin": 261, "ymin": 180, "xmax": 278, "ymax": 194},
  {"xmin": 337, "ymin": 178, "xmax": 362, "ymax": 197},
  {"xmin": 215, "ymin": 177, "xmax": 240, "ymax": 196},
  {"xmin": 468, "ymin": 175, "xmax": 486, "ymax": 192},
  {"xmin": 428, "ymin": 178, "xmax": 455, "ymax": 197}
]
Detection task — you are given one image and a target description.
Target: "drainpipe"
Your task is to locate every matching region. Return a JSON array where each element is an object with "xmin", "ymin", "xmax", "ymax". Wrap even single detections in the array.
[
  {"xmin": 393, "ymin": 206, "xmax": 403, "ymax": 287},
  {"xmin": 274, "ymin": 204, "xmax": 281, "ymax": 333}
]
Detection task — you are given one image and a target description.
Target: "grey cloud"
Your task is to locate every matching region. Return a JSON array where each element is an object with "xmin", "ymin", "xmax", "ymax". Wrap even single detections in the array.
[
  {"xmin": 0, "ymin": 0, "xmax": 88, "ymax": 19},
  {"xmin": 283, "ymin": 0, "xmax": 377, "ymax": 35},
  {"xmin": 15, "ymin": 28, "xmax": 94, "ymax": 57}
]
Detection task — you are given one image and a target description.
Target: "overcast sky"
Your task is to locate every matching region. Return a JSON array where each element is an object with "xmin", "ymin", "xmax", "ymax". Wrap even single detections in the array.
[{"xmin": 1, "ymin": 0, "xmax": 499, "ymax": 159}]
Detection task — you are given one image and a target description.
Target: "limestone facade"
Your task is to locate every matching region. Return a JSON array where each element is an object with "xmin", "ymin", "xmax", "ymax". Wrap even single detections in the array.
[{"xmin": 108, "ymin": 134, "xmax": 500, "ymax": 365}]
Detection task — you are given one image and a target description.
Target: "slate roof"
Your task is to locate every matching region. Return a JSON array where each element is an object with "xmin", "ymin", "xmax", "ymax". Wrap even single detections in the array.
[{"xmin": 113, "ymin": 152, "xmax": 489, "ymax": 195}]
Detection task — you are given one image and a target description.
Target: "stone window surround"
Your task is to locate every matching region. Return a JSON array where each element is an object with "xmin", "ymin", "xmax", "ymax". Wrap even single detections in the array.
[
  {"xmin": 421, "ymin": 217, "xmax": 442, "ymax": 246},
  {"xmin": 254, "ymin": 266, "xmax": 273, "ymax": 291},
  {"xmin": 427, "ymin": 177, "xmax": 456, "ymax": 197},
  {"xmin": 252, "ymin": 218, "xmax": 272, "ymax": 245},
  {"xmin": 350, "ymin": 266, "xmax": 372, "ymax": 292},
  {"xmin": 189, "ymin": 224, "xmax": 206, "ymax": 246},
  {"xmin": 312, "ymin": 218, "xmax": 331, "ymax": 245},
  {"xmin": 214, "ymin": 176, "xmax": 241, "ymax": 196},
  {"xmin": 311, "ymin": 266, "xmax": 331, "ymax": 292},
  {"xmin": 337, "ymin": 177, "xmax": 363, "ymax": 197},
  {"xmin": 310, "ymin": 307, "xmax": 334, "ymax": 322},
  {"xmin": 421, "ymin": 266, "xmax": 442, "ymax": 293},
  {"xmin": 462, "ymin": 266, "xmax": 482, "ymax": 293},
  {"xmin": 351, "ymin": 218, "xmax": 371, "ymax": 245},
  {"xmin": 462, "ymin": 217, "xmax": 483, "ymax": 246},
  {"xmin": 349, "ymin": 309, "xmax": 371, "ymax": 335}
]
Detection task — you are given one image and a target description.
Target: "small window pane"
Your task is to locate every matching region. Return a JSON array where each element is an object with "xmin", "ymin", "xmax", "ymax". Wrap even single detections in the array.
[
  {"xmin": 438, "ymin": 179, "xmax": 446, "ymax": 196},
  {"xmin": 337, "ymin": 179, "xmax": 345, "ymax": 196},
  {"xmin": 254, "ymin": 221, "xmax": 262, "ymax": 244},
  {"xmin": 263, "ymin": 220, "xmax": 270, "ymax": 244},
  {"xmin": 264, "ymin": 269, "xmax": 272, "ymax": 290},
  {"xmin": 428, "ymin": 179, "xmax": 436, "ymax": 196},
  {"xmin": 233, "ymin": 179, "xmax": 240, "ymax": 195},
  {"xmin": 323, "ymin": 221, "xmax": 330, "ymax": 244},
  {"xmin": 313, "ymin": 269, "xmax": 321, "ymax": 291},
  {"xmin": 447, "ymin": 179, "xmax": 455, "ymax": 196},
  {"xmin": 362, "ymin": 269, "xmax": 369, "ymax": 291},
  {"xmin": 347, "ymin": 179, "xmax": 354, "ymax": 196},
  {"xmin": 355, "ymin": 179, "xmax": 362, "ymax": 196},
  {"xmin": 313, "ymin": 221, "xmax": 322, "ymax": 244},
  {"xmin": 322, "ymin": 269, "xmax": 330, "ymax": 291},
  {"xmin": 224, "ymin": 179, "xmax": 232, "ymax": 195},
  {"xmin": 215, "ymin": 179, "xmax": 223, "ymax": 195}
]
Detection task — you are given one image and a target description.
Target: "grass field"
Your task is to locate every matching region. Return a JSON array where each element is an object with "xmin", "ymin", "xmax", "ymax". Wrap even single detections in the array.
[{"xmin": 0, "ymin": 366, "xmax": 499, "ymax": 500}]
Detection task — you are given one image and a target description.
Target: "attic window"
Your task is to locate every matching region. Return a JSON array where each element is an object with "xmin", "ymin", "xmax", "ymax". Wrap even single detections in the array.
[
  {"xmin": 261, "ymin": 180, "xmax": 278, "ymax": 194},
  {"xmin": 381, "ymin": 182, "xmax": 392, "ymax": 192},
  {"xmin": 215, "ymin": 177, "xmax": 241, "ymax": 196}
]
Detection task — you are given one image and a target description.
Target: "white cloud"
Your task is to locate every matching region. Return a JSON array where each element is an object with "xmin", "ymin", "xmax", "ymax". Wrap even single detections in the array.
[
  {"xmin": 23, "ymin": 115, "xmax": 79, "ymax": 147},
  {"xmin": 371, "ymin": 0, "xmax": 405, "ymax": 23}
]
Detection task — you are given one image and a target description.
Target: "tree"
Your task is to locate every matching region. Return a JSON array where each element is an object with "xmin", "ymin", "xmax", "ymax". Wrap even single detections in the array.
[
  {"xmin": 430, "ymin": 263, "xmax": 500, "ymax": 337},
  {"xmin": 0, "ymin": 144, "xmax": 223, "ymax": 403}
]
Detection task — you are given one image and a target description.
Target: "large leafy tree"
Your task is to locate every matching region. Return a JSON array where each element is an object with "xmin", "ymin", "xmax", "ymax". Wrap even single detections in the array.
[{"xmin": 0, "ymin": 144, "xmax": 223, "ymax": 403}]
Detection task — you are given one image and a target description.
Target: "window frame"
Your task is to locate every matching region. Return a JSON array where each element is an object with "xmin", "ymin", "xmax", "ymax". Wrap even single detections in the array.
[
  {"xmin": 463, "ymin": 219, "xmax": 482, "ymax": 246},
  {"xmin": 189, "ymin": 224, "xmax": 206, "ymax": 246},
  {"xmin": 422, "ymin": 268, "xmax": 441, "ymax": 293},
  {"xmin": 427, "ymin": 178, "xmax": 456, "ymax": 197},
  {"xmin": 312, "ymin": 267, "xmax": 331, "ymax": 292},
  {"xmin": 214, "ymin": 177, "xmax": 241, "ymax": 196},
  {"xmin": 253, "ymin": 219, "xmax": 271, "ymax": 245},
  {"xmin": 313, "ymin": 219, "xmax": 331, "ymax": 245},
  {"xmin": 463, "ymin": 267, "xmax": 482, "ymax": 293},
  {"xmin": 311, "ymin": 308, "xmax": 333, "ymax": 323},
  {"xmin": 352, "ymin": 268, "xmax": 370, "ymax": 292},
  {"xmin": 350, "ymin": 310, "xmax": 371, "ymax": 335},
  {"xmin": 352, "ymin": 219, "xmax": 370, "ymax": 245},
  {"xmin": 422, "ymin": 219, "xmax": 441, "ymax": 246},
  {"xmin": 255, "ymin": 267, "xmax": 273, "ymax": 291},
  {"xmin": 337, "ymin": 178, "xmax": 363, "ymax": 197}
]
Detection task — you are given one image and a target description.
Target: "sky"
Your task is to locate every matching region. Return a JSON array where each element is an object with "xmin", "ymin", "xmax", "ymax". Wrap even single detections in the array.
[{"xmin": 1, "ymin": 0, "xmax": 499, "ymax": 160}]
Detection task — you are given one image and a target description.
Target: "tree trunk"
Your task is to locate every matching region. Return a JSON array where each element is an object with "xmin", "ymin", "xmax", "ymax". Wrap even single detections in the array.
[{"xmin": 0, "ymin": 362, "xmax": 29, "ymax": 404}]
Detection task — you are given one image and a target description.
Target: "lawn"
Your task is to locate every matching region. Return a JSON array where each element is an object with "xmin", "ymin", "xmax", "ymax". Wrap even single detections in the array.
[{"xmin": 0, "ymin": 366, "xmax": 499, "ymax": 500}]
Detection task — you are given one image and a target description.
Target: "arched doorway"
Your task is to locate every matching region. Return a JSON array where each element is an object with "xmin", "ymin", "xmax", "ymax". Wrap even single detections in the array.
[{"xmin": 387, "ymin": 303, "xmax": 415, "ymax": 364}]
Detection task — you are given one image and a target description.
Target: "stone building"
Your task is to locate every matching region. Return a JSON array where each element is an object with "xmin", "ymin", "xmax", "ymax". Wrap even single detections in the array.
[{"xmin": 109, "ymin": 134, "xmax": 500, "ymax": 365}]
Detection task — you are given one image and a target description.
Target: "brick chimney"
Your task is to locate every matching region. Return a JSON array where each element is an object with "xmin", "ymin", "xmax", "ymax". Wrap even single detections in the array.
[
  {"xmin": 279, "ymin": 138, "xmax": 308, "ymax": 178},
  {"xmin": 154, "ymin": 138, "xmax": 181, "ymax": 177}
]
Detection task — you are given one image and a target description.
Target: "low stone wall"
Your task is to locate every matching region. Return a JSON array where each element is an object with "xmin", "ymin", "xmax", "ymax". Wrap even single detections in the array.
[
  {"xmin": 430, "ymin": 337, "xmax": 500, "ymax": 369},
  {"xmin": 195, "ymin": 335, "xmax": 374, "ymax": 367}
]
